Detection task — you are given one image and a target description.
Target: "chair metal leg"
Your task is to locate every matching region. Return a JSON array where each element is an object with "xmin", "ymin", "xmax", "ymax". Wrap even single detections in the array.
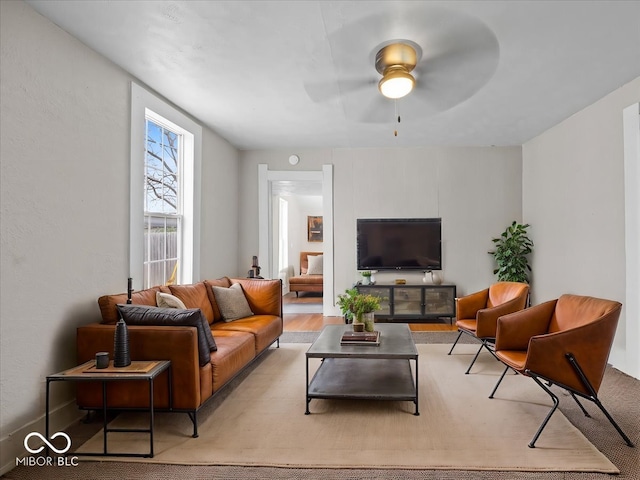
[
  {"xmin": 565, "ymin": 353, "xmax": 635, "ymax": 447},
  {"xmin": 528, "ymin": 374, "xmax": 560, "ymax": 448},
  {"xmin": 465, "ymin": 344, "xmax": 485, "ymax": 374},
  {"xmin": 569, "ymin": 391, "xmax": 591, "ymax": 418},
  {"xmin": 465, "ymin": 340, "xmax": 497, "ymax": 374},
  {"xmin": 447, "ymin": 330, "xmax": 463, "ymax": 355},
  {"xmin": 489, "ymin": 365, "xmax": 510, "ymax": 399},
  {"xmin": 591, "ymin": 396, "xmax": 635, "ymax": 447},
  {"xmin": 482, "ymin": 340, "xmax": 498, "ymax": 361}
]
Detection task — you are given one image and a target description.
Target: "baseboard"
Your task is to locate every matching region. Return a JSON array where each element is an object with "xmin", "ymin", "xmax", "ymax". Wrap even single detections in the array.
[{"xmin": 0, "ymin": 400, "xmax": 83, "ymax": 476}]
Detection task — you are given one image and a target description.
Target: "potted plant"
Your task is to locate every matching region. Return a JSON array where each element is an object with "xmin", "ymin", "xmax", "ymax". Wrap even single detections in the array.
[
  {"xmin": 361, "ymin": 270, "xmax": 372, "ymax": 285},
  {"xmin": 488, "ymin": 221, "xmax": 534, "ymax": 283},
  {"xmin": 336, "ymin": 288, "xmax": 381, "ymax": 332}
]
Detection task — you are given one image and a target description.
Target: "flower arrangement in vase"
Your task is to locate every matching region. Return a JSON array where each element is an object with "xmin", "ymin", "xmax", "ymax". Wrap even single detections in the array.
[{"xmin": 336, "ymin": 288, "xmax": 381, "ymax": 332}]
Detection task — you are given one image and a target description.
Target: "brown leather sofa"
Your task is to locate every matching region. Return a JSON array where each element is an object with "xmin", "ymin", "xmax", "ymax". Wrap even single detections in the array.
[
  {"xmin": 288, "ymin": 251, "xmax": 323, "ymax": 296},
  {"xmin": 76, "ymin": 277, "xmax": 282, "ymax": 437}
]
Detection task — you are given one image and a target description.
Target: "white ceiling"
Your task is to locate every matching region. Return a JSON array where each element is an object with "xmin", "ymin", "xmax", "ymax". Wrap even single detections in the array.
[{"xmin": 27, "ymin": 1, "xmax": 640, "ymax": 150}]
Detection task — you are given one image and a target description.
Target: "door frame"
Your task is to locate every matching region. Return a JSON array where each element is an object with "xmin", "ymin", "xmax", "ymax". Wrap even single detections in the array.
[{"xmin": 258, "ymin": 164, "xmax": 334, "ymax": 316}]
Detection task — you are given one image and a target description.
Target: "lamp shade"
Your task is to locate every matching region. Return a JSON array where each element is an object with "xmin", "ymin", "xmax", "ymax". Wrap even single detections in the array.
[{"xmin": 378, "ymin": 68, "xmax": 415, "ymax": 99}]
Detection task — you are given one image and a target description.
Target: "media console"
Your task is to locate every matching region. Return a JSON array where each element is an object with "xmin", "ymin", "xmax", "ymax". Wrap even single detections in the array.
[{"xmin": 356, "ymin": 284, "xmax": 456, "ymax": 324}]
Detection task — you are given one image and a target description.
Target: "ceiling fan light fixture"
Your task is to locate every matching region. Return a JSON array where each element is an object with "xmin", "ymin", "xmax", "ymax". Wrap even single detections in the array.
[{"xmin": 378, "ymin": 67, "xmax": 415, "ymax": 99}]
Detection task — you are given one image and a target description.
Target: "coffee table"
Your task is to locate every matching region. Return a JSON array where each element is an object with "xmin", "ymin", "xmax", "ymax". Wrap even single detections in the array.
[{"xmin": 305, "ymin": 323, "xmax": 419, "ymax": 415}]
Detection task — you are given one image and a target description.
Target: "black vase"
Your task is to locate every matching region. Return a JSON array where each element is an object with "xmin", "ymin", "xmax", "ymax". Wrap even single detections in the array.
[{"xmin": 113, "ymin": 319, "xmax": 131, "ymax": 367}]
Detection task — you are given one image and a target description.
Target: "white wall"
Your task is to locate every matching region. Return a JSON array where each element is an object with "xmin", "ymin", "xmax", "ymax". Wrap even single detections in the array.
[
  {"xmin": 239, "ymin": 147, "xmax": 522, "ymax": 311},
  {"xmin": 523, "ymin": 76, "xmax": 640, "ymax": 378},
  {"xmin": 289, "ymin": 195, "xmax": 323, "ymax": 271},
  {"xmin": 0, "ymin": 1, "xmax": 239, "ymax": 472}
]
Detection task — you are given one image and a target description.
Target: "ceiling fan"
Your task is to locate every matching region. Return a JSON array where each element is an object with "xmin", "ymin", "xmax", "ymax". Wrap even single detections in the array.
[
  {"xmin": 304, "ymin": 6, "xmax": 500, "ymax": 124},
  {"xmin": 375, "ymin": 42, "xmax": 420, "ymax": 100}
]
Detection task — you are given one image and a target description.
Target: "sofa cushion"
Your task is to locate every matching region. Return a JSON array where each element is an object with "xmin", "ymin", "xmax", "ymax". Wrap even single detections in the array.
[
  {"xmin": 306, "ymin": 254, "xmax": 323, "ymax": 275},
  {"xmin": 168, "ymin": 282, "xmax": 214, "ymax": 323},
  {"xmin": 98, "ymin": 287, "xmax": 162, "ymax": 324},
  {"xmin": 116, "ymin": 304, "xmax": 216, "ymax": 366},
  {"xmin": 204, "ymin": 277, "xmax": 232, "ymax": 323},
  {"xmin": 213, "ymin": 314, "xmax": 283, "ymax": 354},
  {"xmin": 156, "ymin": 291, "xmax": 187, "ymax": 309},
  {"xmin": 212, "ymin": 283, "xmax": 254, "ymax": 322},
  {"xmin": 289, "ymin": 275, "xmax": 323, "ymax": 285},
  {"xmin": 208, "ymin": 330, "xmax": 256, "ymax": 392}
]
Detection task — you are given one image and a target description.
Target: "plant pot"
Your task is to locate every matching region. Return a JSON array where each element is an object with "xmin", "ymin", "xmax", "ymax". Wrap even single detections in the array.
[
  {"xmin": 353, "ymin": 322, "xmax": 365, "ymax": 332},
  {"xmin": 363, "ymin": 312, "xmax": 375, "ymax": 332}
]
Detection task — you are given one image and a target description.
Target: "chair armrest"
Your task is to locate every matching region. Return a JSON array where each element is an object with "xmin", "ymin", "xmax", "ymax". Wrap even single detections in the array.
[
  {"xmin": 495, "ymin": 299, "xmax": 557, "ymax": 351},
  {"xmin": 475, "ymin": 295, "xmax": 528, "ymax": 338},
  {"xmin": 456, "ymin": 288, "xmax": 489, "ymax": 320},
  {"xmin": 525, "ymin": 308, "xmax": 620, "ymax": 395}
]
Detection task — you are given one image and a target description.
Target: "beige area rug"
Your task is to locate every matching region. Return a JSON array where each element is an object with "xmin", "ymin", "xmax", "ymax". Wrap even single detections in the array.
[{"xmin": 77, "ymin": 343, "xmax": 618, "ymax": 473}]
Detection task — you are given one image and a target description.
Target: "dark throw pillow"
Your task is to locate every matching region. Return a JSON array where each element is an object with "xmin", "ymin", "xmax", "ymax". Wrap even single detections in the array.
[{"xmin": 116, "ymin": 304, "xmax": 216, "ymax": 366}]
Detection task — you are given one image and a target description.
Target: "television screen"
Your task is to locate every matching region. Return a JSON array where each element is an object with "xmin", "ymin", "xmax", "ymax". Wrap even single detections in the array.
[{"xmin": 357, "ymin": 218, "xmax": 442, "ymax": 271}]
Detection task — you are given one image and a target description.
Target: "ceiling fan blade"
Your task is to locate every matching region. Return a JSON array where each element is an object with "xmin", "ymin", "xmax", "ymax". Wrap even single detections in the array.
[
  {"xmin": 410, "ymin": 21, "xmax": 499, "ymax": 114},
  {"xmin": 353, "ymin": 95, "xmax": 397, "ymax": 124},
  {"xmin": 304, "ymin": 77, "xmax": 374, "ymax": 103},
  {"xmin": 314, "ymin": 3, "xmax": 500, "ymax": 119}
]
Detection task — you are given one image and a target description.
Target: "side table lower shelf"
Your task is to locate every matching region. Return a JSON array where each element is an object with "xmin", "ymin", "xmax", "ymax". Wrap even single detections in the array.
[{"xmin": 46, "ymin": 360, "xmax": 172, "ymax": 458}]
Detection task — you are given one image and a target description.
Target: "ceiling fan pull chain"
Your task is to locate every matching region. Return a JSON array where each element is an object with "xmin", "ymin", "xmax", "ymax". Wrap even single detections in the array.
[{"xmin": 394, "ymin": 100, "xmax": 401, "ymax": 137}]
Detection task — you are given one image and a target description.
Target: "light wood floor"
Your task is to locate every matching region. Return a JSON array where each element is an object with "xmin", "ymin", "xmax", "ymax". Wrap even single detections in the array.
[{"xmin": 282, "ymin": 293, "xmax": 457, "ymax": 332}]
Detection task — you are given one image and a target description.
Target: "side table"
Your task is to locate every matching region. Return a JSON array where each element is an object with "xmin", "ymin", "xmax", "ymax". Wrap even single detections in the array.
[{"xmin": 46, "ymin": 360, "xmax": 171, "ymax": 458}]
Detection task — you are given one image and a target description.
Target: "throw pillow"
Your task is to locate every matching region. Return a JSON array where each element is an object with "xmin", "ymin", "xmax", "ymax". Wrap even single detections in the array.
[
  {"xmin": 212, "ymin": 283, "xmax": 254, "ymax": 322},
  {"xmin": 116, "ymin": 304, "xmax": 216, "ymax": 366},
  {"xmin": 167, "ymin": 283, "xmax": 214, "ymax": 324},
  {"xmin": 155, "ymin": 292, "xmax": 217, "ymax": 353},
  {"xmin": 306, "ymin": 254, "xmax": 323, "ymax": 275},
  {"xmin": 156, "ymin": 291, "xmax": 187, "ymax": 309}
]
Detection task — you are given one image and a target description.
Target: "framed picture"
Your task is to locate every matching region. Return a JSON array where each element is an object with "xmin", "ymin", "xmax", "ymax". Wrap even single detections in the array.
[{"xmin": 307, "ymin": 216, "xmax": 323, "ymax": 242}]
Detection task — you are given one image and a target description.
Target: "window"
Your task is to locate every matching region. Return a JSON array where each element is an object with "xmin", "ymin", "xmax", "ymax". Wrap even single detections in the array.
[
  {"xmin": 144, "ymin": 116, "xmax": 181, "ymax": 287},
  {"xmin": 130, "ymin": 83, "xmax": 202, "ymax": 290}
]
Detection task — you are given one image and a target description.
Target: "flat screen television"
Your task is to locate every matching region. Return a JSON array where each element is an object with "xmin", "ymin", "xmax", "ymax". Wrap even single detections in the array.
[{"xmin": 357, "ymin": 218, "xmax": 442, "ymax": 271}]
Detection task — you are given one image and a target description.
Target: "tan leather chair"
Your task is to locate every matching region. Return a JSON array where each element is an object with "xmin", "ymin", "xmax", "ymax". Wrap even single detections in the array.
[
  {"xmin": 448, "ymin": 282, "xmax": 529, "ymax": 374},
  {"xmin": 490, "ymin": 294, "xmax": 634, "ymax": 448}
]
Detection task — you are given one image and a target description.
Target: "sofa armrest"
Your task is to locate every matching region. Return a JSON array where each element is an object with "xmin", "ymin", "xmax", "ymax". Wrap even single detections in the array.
[
  {"xmin": 77, "ymin": 323, "xmax": 202, "ymax": 410},
  {"xmin": 230, "ymin": 278, "xmax": 282, "ymax": 317}
]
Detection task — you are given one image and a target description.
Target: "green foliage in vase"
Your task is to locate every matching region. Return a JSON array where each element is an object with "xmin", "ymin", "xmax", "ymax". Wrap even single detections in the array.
[
  {"xmin": 336, "ymin": 288, "xmax": 381, "ymax": 322},
  {"xmin": 488, "ymin": 221, "xmax": 534, "ymax": 283}
]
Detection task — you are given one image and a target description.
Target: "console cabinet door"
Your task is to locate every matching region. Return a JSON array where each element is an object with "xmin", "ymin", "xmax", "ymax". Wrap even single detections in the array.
[
  {"xmin": 392, "ymin": 287, "xmax": 423, "ymax": 317},
  {"xmin": 358, "ymin": 286, "xmax": 391, "ymax": 316},
  {"xmin": 424, "ymin": 286, "xmax": 456, "ymax": 317}
]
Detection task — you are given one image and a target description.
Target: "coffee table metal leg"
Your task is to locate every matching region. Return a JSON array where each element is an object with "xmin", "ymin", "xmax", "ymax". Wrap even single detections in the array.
[
  {"xmin": 102, "ymin": 382, "xmax": 108, "ymax": 454},
  {"xmin": 305, "ymin": 356, "xmax": 310, "ymax": 414},
  {"xmin": 148, "ymin": 377, "xmax": 154, "ymax": 457},
  {"xmin": 45, "ymin": 379, "xmax": 51, "ymax": 455},
  {"xmin": 414, "ymin": 357, "xmax": 420, "ymax": 416}
]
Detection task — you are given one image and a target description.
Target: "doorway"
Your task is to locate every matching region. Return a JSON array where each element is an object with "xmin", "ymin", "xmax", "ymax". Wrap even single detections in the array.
[{"xmin": 258, "ymin": 165, "xmax": 334, "ymax": 316}]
